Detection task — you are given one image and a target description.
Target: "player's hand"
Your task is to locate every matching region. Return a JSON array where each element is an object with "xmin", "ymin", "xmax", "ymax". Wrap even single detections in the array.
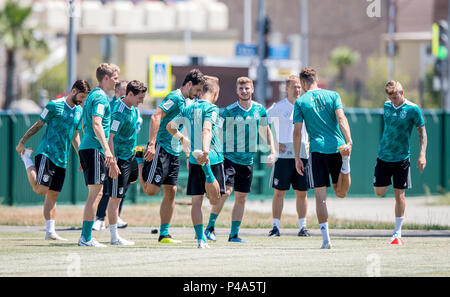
[
  {"xmin": 144, "ymin": 143, "xmax": 155, "ymax": 162},
  {"xmin": 265, "ymin": 153, "xmax": 275, "ymax": 168},
  {"xmin": 16, "ymin": 142, "xmax": 25, "ymax": 156},
  {"xmin": 104, "ymin": 150, "xmax": 115, "ymax": 168},
  {"xmin": 78, "ymin": 164, "xmax": 83, "ymax": 172},
  {"xmin": 195, "ymin": 151, "xmax": 209, "ymax": 166},
  {"xmin": 109, "ymin": 160, "xmax": 121, "ymax": 179},
  {"xmin": 278, "ymin": 143, "xmax": 286, "ymax": 154},
  {"xmin": 295, "ymin": 157, "xmax": 304, "ymax": 176},
  {"xmin": 417, "ymin": 155, "xmax": 426, "ymax": 174}
]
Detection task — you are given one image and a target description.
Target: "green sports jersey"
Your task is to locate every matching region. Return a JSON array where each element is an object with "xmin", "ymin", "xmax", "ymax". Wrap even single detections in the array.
[
  {"xmin": 109, "ymin": 95, "xmax": 124, "ymax": 113},
  {"xmin": 221, "ymin": 100, "xmax": 268, "ymax": 166},
  {"xmin": 156, "ymin": 89, "xmax": 187, "ymax": 156},
  {"xmin": 378, "ymin": 99, "xmax": 425, "ymax": 162},
  {"xmin": 35, "ymin": 98, "xmax": 82, "ymax": 168},
  {"xmin": 176, "ymin": 99, "xmax": 223, "ymax": 165},
  {"xmin": 79, "ymin": 87, "xmax": 111, "ymax": 153},
  {"xmin": 293, "ymin": 88, "xmax": 345, "ymax": 154},
  {"xmin": 110, "ymin": 100, "xmax": 140, "ymax": 160}
]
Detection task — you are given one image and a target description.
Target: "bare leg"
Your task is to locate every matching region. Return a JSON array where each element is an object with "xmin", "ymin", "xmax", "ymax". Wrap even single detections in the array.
[
  {"xmin": 334, "ymin": 172, "xmax": 351, "ymax": 198},
  {"xmin": 83, "ymin": 184, "xmax": 103, "ymax": 221},
  {"xmin": 160, "ymin": 185, "xmax": 177, "ymax": 225},
  {"xmin": 295, "ymin": 190, "xmax": 308, "ymax": 219},
  {"xmin": 191, "ymin": 195, "xmax": 204, "ymax": 226},
  {"xmin": 272, "ymin": 189, "xmax": 285, "ymax": 220}
]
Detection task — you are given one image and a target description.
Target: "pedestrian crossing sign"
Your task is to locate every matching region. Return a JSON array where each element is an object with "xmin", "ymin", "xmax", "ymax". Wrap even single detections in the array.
[{"xmin": 149, "ymin": 55, "xmax": 172, "ymax": 98}]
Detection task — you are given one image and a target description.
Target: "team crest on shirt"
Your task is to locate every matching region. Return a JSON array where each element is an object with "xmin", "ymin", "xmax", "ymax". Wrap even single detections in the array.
[
  {"xmin": 253, "ymin": 111, "xmax": 260, "ymax": 120},
  {"xmin": 235, "ymin": 115, "xmax": 244, "ymax": 122},
  {"xmin": 400, "ymin": 110, "xmax": 407, "ymax": 119},
  {"xmin": 384, "ymin": 110, "xmax": 390, "ymax": 118}
]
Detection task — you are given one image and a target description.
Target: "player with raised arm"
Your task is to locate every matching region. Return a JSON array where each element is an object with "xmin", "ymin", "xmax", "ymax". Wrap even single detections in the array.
[
  {"xmin": 203, "ymin": 77, "xmax": 276, "ymax": 243},
  {"xmin": 167, "ymin": 76, "xmax": 224, "ymax": 248},
  {"xmin": 293, "ymin": 68, "xmax": 352, "ymax": 249},
  {"xmin": 77, "ymin": 63, "xmax": 120, "ymax": 247},
  {"xmin": 373, "ymin": 80, "xmax": 427, "ymax": 245},
  {"xmin": 267, "ymin": 75, "xmax": 312, "ymax": 237},
  {"xmin": 138, "ymin": 69, "xmax": 205, "ymax": 244},
  {"xmin": 104, "ymin": 80, "xmax": 147, "ymax": 246},
  {"xmin": 16, "ymin": 80, "xmax": 91, "ymax": 241}
]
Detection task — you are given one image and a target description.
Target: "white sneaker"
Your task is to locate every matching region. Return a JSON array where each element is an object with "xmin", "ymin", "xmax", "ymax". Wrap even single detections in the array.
[
  {"xmin": 197, "ymin": 240, "xmax": 210, "ymax": 249},
  {"xmin": 45, "ymin": 232, "xmax": 68, "ymax": 241},
  {"xmin": 117, "ymin": 217, "xmax": 128, "ymax": 229},
  {"xmin": 92, "ymin": 219, "xmax": 106, "ymax": 231},
  {"xmin": 78, "ymin": 236, "xmax": 106, "ymax": 247},
  {"xmin": 111, "ymin": 237, "xmax": 135, "ymax": 246},
  {"xmin": 320, "ymin": 241, "xmax": 332, "ymax": 249}
]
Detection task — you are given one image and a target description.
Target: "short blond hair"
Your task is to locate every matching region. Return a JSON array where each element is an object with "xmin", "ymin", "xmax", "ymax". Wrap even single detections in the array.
[
  {"xmin": 203, "ymin": 75, "xmax": 220, "ymax": 94},
  {"xmin": 236, "ymin": 76, "xmax": 253, "ymax": 87},
  {"xmin": 286, "ymin": 75, "xmax": 300, "ymax": 86},
  {"xmin": 96, "ymin": 63, "xmax": 120, "ymax": 83},
  {"xmin": 385, "ymin": 80, "xmax": 403, "ymax": 95}
]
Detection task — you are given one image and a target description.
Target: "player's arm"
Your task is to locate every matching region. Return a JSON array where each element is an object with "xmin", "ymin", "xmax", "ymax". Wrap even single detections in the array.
[
  {"xmin": 106, "ymin": 132, "xmax": 121, "ymax": 178},
  {"xmin": 195, "ymin": 120, "xmax": 213, "ymax": 165},
  {"xmin": 72, "ymin": 130, "xmax": 81, "ymax": 153},
  {"xmin": 335, "ymin": 109, "xmax": 353, "ymax": 154},
  {"xmin": 145, "ymin": 107, "xmax": 166, "ymax": 161},
  {"xmin": 416, "ymin": 125, "xmax": 427, "ymax": 173},
  {"xmin": 92, "ymin": 115, "xmax": 115, "ymax": 170},
  {"xmin": 16, "ymin": 120, "xmax": 45, "ymax": 156},
  {"xmin": 293, "ymin": 122, "xmax": 304, "ymax": 176},
  {"xmin": 258, "ymin": 124, "xmax": 276, "ymax": 167}
]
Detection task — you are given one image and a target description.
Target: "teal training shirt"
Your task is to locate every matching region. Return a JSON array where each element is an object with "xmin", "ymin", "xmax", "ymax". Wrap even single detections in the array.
[
  {"xmin": 79, "ymin": 87, "xmax": 111, "ymax": 153},
  {"xmin": 176, "ymin": 99, "xmax": 223, "ymax": 165},
  {"xmin": 35, "ymin": 98, "xmax": 82, "ymax": 168},
  {"xmin": 156, "ymin": 89, "xmax": 187, "ymax": 156},
  {"xmin": 221, "ymin": 100, "xmax": 268, "ymax": 166},
  {"xmin": 293, "ymin": 89, "xmax": 345, "ymax": 154},
  {"xmin": 110, "ymin": 100, "xmax": 140, "ymax": 160},
  {"xmin": 378, "ymin": 99, "xmax": 425, "ymax": 162}
]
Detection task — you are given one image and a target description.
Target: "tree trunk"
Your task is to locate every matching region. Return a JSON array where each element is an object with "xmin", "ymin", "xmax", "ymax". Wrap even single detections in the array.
[{"xmin": 3, "ymin": 49, "xmax": 15, "ymax": 110}]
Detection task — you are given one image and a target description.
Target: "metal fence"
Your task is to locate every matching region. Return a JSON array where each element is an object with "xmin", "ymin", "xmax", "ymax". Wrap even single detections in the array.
[{"xmin": 0, "ymin": 109, "xmax": 449, "ymax": 206}]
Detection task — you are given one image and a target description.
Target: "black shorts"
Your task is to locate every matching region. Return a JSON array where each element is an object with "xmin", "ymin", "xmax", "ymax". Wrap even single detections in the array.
[
  {"xmin": 34, "ymin": 154, "xmax": 66, "ymax": 192},
  {"xmin": 187, "ymin": 163, "xmax": 226, "ymax": 196},
  {"xmin": 104, "ymin": 156, "xmax": 136, "ymax": 199},
  {"xmin": 374, "ymin": 158, "xmax": 411, "ymax": 190},
  {"xmin": 224, "ymin": 158, "xmax": 253, "ymax": 193},
  {"xmin": 79, "ymin": 149, "xmax": 106, "ymax": 186},
  {"xmin": 142, "ymin": 143, "xmax": 180, "ymax": 187},
  {"xmin": 270, "ymin": 158, "xmax": 312, "ymax": 191},
  {"xmin": 310, "ymin": 152, "xmax": 342, "ymax": 188}
]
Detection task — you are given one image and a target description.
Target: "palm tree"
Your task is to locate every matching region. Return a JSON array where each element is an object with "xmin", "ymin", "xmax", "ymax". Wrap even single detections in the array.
[
  {"xmin": 0, "ymin": 0, "xmax": 47, "ymax": 109},
  {"xmin": 329, "ymin": 46, "xmax": 360, "ymax": 90}
]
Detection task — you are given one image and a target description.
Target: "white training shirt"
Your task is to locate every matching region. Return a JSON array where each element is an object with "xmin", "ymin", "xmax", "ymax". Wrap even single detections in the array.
[{"xmin": 267, "ymin": 98, "xmax": 309, "ymax": 159}]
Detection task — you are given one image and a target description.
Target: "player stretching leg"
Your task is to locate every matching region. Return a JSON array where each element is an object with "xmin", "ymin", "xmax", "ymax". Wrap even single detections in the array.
[
  {"xmin": 16, "ymin": 80, "xmax": 91, "ymax": 241},
  {"xmin": 167, "ymin": 76, "xmax": 224, "ymax": 248},
  {"xmin": 105, "ymin": 80, "xmax": 147, "ymax": 246},
  {"xmin": 138, "ymin": 69, "xmax": 205, "ymax": 244},
  {"xmin": 204, "ymin": 77, "xmax": 275, "ymax": 243},
  {"xmin": 267, "ymin": 75, "xmax": 312, "ymax": 237},
  {"xmin": 78, "ymin": 63, "xmax": 120, "ymax": 247},
  {"xmin": 293, "ymin": 68, "xmax": 352, "ymax": 249},
  {"xmin": 373, "ymin": 81, "xmax": 427, "ymax": 245}
]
